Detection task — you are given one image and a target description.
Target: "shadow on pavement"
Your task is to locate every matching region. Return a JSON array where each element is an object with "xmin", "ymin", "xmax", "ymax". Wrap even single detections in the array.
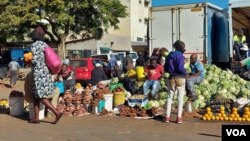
[
  {"xmin": 10, "ymin": 112, "xmax": 30, "ymax": 121},
  {"xmin": 198, "ymin": 133, "xmax": 221, "ymax": 138}
]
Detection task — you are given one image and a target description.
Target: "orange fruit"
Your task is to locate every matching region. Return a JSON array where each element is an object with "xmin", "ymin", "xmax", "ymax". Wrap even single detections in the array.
[
  {"xmin": 206, "ymin": 107, "xmax": 211, "ymax": 112},
  {"xmin": 244, "ymin": 114, "xmax": 248, "ymax": 118},
  {"xmin": 202, "ymin": 116, "xmax": 207, "ymax": 120},
  {"xmin": 247, "ymin": 118, "xmax": 250, "ymax": 122},
  {"xmin": 223, "ymin": 114, "xmax": 227, "ymax": 118},
  {"xmin": 205, "ymin": 114, "xmax": 209, "ymax": 117},
  {"xmin": 238, "ymin": 117, "xmax": 242, "ymax": 122},
  {"xmin": 245, "ymin": 107, "xmax": 249, "ymax": 111},
  {"xmin": 232, "ymin": 107, "xmax": 237, "ymax": 112},
  {"xmin": 218, "ymin": 113, "xmax": 222, "ymax": 117},
  {"xmin": 230, "ymin": 114, "xmax": 235, "ymax": 118},
  {"xmin": 235, "ymin": 114, "xmax": 240, "ymax": 118},
  {"xmin": 207, "ymin": 111, "xmax": 212, "ymax": 115},
  {"xmin": 229, "ymin": 117, "xmax": 233, "ymax": 121},
  {"xmin": 232, "ymin": 111, "xmax": 237, "ymax": 115},
  {"xmin": 215, "ymin": 116, "xmax": 220, "ymax": 120},
  {"xmin": 212, "ymin": 116, "xmax": 215, "ymax": 120},
  {"xmin": 245, "ymin": 111, "xmax": 250, "ymax": 115},
  {"xmin": 220, "ymin": 110, "xmax": 225, "ymax": 114},
  {"xmin": 234, "ymin": 118, "xmax": 238, "ymax": 121},
  {"xmin": 242, "ymin": 118, "xmax": 246, "ymax": 122},
  {"xmin": 220, "ymin": 106, "xmax": 225, "ymax": 111},
  {"xmin": 220, "ymin": 117, "xmax": 224, "ymax": 121},
  {"xmin": 224, "ymin": 117, "xmax": 229, "ymax": 121},
  {"xmin": 207, "ymin": 117, "xmax": 211, "ymax": 121}
]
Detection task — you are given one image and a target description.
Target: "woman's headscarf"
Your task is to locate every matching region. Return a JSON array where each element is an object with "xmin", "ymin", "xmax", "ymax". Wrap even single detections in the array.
[{"xmin": 31, "ymin": 26, "xmax": 45, "ymax": 41}]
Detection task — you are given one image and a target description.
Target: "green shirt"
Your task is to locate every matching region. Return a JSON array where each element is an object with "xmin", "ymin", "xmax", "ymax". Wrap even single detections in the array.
[{"xmin": 233, "ymin": 35, "xmax": 246, "ymax": 44}]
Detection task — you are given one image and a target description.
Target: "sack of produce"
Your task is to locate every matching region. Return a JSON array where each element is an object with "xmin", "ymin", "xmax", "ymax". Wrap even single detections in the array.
[{"xmin": 233, "ymin": 98, "xmax": 250, "ymax": 111}]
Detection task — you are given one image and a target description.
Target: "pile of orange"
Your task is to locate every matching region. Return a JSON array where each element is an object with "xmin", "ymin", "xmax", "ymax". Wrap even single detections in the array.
[
  {"xmin": 202, "ymin": 107, "xmax": 214, "ymax": 121},
  {"xmin": 202, "ymin": 106, "xmax": 250, "ymax": 122},
  {"xmin": 242, "ymin": 107, "xmax": 250, "ymax": 122},
  {"xmin": 228, "ymin": 107, "xmax": 242, "ymax": 121},
  {"xmin": 24, "ymin": 52, "xmax": 32, "ymax": 63}
]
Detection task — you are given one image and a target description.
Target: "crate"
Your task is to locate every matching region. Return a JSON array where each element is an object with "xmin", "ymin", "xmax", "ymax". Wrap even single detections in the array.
[{"xmin": 128, "ymin": 95, "xmax": 148, "ymax": 107}]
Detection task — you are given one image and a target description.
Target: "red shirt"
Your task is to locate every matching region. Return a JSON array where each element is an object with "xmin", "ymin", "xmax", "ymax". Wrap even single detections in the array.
[{"xmin": 145, "ymin": 64, "xmax": 164, "ymax": 80}]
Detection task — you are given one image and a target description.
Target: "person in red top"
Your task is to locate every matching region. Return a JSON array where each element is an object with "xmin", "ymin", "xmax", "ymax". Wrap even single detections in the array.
[{"xmin": 143, "ymin": 58, "xmax": 164, "ymax": 99}]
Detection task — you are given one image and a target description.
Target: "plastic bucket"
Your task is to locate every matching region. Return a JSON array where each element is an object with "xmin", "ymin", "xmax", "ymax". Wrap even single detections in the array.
[
  {"xmin": 241, "ymin": 57, "xmax": 250, "ymax": 66},
  {"xmin": 104, "ymin": 94, "xmax": 113, "ymax": 111},
  {"xmin": 29, "ymin": 102, "xmax": 45, "ymax": 120},
  {"xmin": 136, "ymin": 67, "xmax": 145, "ymax": 81},
  {"xmin": 98, "ymin": 100, "xmax": 105, "ymax": 113},
  {"xmin": 9, "ymin": 97, "xmax": 24, "ymax": 116},
  {"xmin": 113, "ymin": 92, "xmax": 126, "ymax": 107}
]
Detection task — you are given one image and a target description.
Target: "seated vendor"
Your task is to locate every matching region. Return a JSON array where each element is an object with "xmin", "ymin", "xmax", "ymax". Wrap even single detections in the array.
[
  {"xmin": 143, "ymin": 58, "xmax": 164, "ymax": 100},
  {"xmin": 90, "ymin": 63, "xmax": 108, "ymax": 86},
  {"xmin": 233, "ymin": 28, "xmax": 247, "ymax": 61},
  {"xmin": 186, "ymin": 54, "xmax": 205, "ymax": 101}
]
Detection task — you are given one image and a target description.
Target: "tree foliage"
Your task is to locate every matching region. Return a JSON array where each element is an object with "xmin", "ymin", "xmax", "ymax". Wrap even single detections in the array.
[{"xmin": 0, "ymin": 0, "xmax": 127, "ymax": 57}]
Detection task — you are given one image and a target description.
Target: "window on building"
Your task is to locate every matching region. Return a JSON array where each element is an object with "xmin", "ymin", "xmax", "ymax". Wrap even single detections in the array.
[
  {"xmin": 137, "ymin": 37, "xmax": 144, "ymax": 42},
  {"xmin": 67, "ymin": 50, "xmax": 91, "ymax": 59},
  {"xmin": 144, "ymin": 0, "xmax": 150, "ymax": 6},
  {"xmin": 144, "ymin": 18, "xmax": 148, "ymax": 24}
]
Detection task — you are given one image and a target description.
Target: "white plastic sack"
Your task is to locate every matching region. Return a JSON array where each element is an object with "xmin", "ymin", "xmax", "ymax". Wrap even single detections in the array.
[{"xmin": 234, "ymin": 98, "xmax": 250, "ymax": 110}]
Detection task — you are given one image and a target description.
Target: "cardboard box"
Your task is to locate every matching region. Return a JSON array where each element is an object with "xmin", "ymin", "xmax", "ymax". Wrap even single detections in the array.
[{"xmin": 128, "ymin": 95, "xmax": 148, "ymax": 107}]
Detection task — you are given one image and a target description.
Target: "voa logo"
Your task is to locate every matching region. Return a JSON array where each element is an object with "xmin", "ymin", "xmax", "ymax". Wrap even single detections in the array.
[{"xmin": 226, "ymin": 129, "xmax": 246, "ymax": 136}]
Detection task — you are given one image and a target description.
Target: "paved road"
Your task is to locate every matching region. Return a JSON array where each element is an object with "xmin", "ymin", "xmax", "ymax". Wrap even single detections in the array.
[{"xmin": 0, "ymin": 114, "xmax": 223, "ymax": 141}]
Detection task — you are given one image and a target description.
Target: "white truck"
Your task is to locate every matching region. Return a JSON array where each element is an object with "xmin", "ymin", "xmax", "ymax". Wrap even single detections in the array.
[
  {"xmin": 149, "ymin": 0, "xmax": 250, "ymax": 70},
  {"xmin": 149, "ymin": 2, "xmax": 229, "ymax": 65}
]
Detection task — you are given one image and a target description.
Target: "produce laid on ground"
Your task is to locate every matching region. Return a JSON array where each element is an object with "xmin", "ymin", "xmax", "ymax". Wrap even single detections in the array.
[
  {"xmin": 2, "ymin": 62, "xmax": 250, "ymax": 123},
  {"xmin": 0, "ymin": 99, "xmax": 9, "ymax": 114},
  {"xmin": 58, "ymin": 89, "xmax": 87, "ymax": 116},
  {"xmin": 202, "ymin": 106, "xmax": 250, "ymax": 122},
  {"xmin": 119, "ymin": 105, "xmax": 150, "ymax": 117},
  {"xmin": 56, "ymin": 82, "xmax": 113, "ymax": 116},
  {"xmin": 194, "ymin": 64, "xmax": 250, "ymax": 110}
]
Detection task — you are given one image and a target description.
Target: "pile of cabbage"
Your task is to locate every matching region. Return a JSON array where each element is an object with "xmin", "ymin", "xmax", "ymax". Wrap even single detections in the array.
[
  {"xmin": 144, "ymin": 73, "xmax": 188, "ymax": 110},
  {"xmin": 193, "ymin": 64, "xmax": 250, "ymax": 109}
]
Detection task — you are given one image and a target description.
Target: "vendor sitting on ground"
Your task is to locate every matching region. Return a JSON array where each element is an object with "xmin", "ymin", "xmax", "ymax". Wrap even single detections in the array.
[
  {"xmin": 233, "ymin": 28, "xmax": 247, "ymax": 61},
  {"xmin": 186, "ymin": 54, "xmax": 205, "ymax": 101},
  {"xmin": 90, "ymin": 63, "xmax": 108, "ymax": 86},
  {"xmin": 143, "ymin": 58, "xmax": 164, "ymax": 100},
  {"xmin": 59, "ymin": 64, "xmax": 75, "ymax": 91}
]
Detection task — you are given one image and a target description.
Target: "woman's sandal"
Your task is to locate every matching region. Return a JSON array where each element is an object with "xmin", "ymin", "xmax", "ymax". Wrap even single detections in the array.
[
  {"xmin": 28, "ymin": 120, "xmax": 40, "ymax": 124},
  {"xmin": 53, "ymin": 113, "xmax": 63, "ymax": 124}
]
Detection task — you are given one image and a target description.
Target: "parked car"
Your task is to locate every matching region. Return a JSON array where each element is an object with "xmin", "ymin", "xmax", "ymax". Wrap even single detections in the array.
[
  {"xmin": 113, "ymin": 52, "xmax": 138, "ymax": 67},
  {"xmin": 91, "ymin": 54, "xmax": 122, "ymax": 66},
  {"xmin": 91, "ymin": 51, "xmax": 138, "ymax": 68},
  {"xmin": 69, "ymin": 58, "xmax": 109, "ymax": 86}
]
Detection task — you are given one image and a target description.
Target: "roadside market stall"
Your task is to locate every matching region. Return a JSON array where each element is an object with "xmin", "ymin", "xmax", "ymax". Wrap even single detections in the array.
[{"xmin": 2, "ymin": 63, "xmax": 250, "ymax": 123}]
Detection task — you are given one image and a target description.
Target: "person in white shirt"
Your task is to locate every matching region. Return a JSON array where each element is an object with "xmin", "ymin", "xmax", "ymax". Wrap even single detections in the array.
[
  {"xmin": 8, "ymin": 58, "xmax": 20, "ymax": 88},
  {"xmin": 63, "ymin": 56, "xmax": 70, "ymax": 65}
]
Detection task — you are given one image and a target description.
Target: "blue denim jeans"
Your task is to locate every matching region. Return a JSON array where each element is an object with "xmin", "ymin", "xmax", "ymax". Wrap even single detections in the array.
[
  {"xmin": 143, "ymin": 80, "xmax": 160, "ymax": 96},
  {"xmin": 186, "ymin": 76, "xmax": 203, "ymax": 96}
]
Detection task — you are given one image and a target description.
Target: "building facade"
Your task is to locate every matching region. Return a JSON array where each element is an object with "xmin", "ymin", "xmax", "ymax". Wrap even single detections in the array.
[{"xmin": 66, "ymin": 0, "xmax": 151, "ymax": 57}]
